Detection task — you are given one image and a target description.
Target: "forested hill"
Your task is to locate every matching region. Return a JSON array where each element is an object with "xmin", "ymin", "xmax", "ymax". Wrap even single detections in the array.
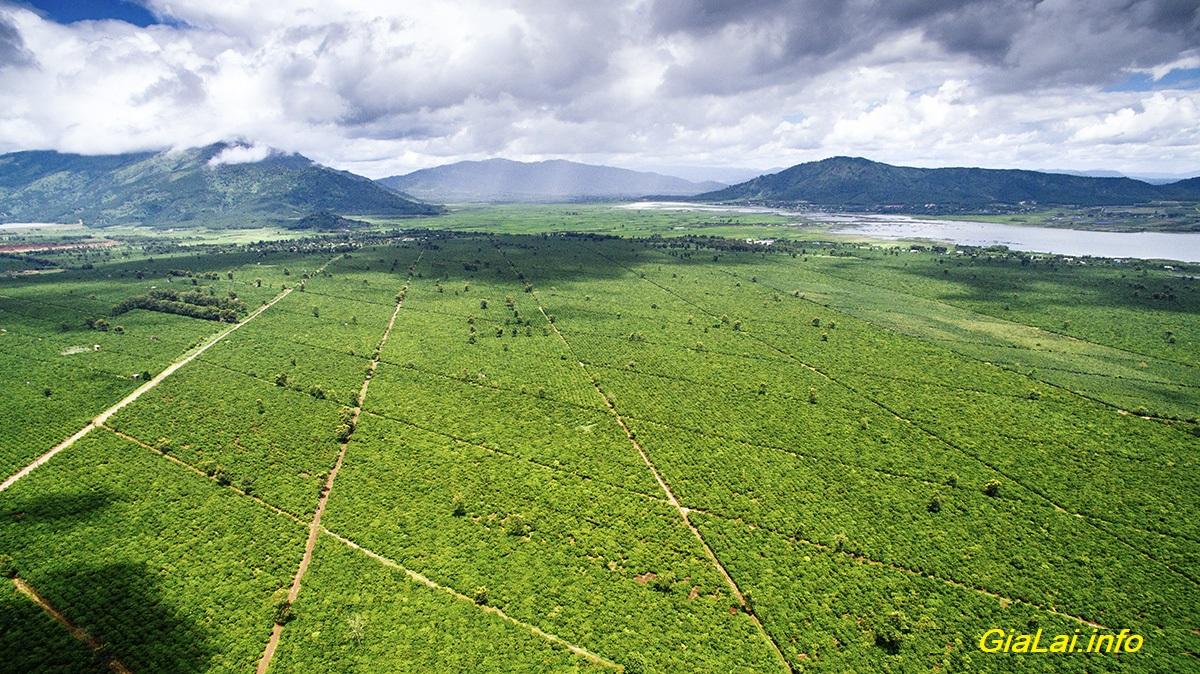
[
  {"xmin": 695, "ymin": 156, "xmax": 1200, "ymax": 207},
  {"xmin": 0, "ymin": 143, "xmax": 440, "ymax": 227},
  {"xmin": 378, "ymin": 158, "xmax": 725, "ymax": 202}
]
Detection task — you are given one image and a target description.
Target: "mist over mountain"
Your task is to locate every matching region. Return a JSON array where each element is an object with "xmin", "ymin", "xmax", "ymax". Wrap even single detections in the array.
[
  {"xmin": 0, "ymin": 143, "xmax": 439, "ymax": 227},
  {"xmin": 378, "ymin": 159, "xmax": 725, "ymax": 202},
  {"xmin": 697, "ymin": 157, "xmax": 1200, "ymax": 208}
]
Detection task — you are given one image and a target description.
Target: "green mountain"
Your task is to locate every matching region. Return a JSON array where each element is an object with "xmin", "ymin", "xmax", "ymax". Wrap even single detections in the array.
[
  {"xmin": 379, "ymin": 158, "xmax": 726, "ymax": 202},
  {"xmin": 0, "ymin": 143, "xmax": 439, "ymax": 227},
  {"xmin": 696, "ymin": 156, "xmax": 1200, "ymax": 207}
]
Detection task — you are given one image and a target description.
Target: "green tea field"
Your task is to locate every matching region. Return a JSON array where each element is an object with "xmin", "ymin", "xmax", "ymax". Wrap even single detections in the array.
[{"xmin": 1, "ymin": 223, "xmax": 1196, "ymax": 673}]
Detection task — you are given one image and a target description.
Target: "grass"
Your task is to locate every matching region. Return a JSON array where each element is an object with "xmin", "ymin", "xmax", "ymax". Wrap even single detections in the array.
[{"xmin": 0, "ymin": 207, "xmax": 1196, "ymax": 672}]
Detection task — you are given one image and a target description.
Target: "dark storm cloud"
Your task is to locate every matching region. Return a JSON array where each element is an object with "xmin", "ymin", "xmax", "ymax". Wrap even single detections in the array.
[
  {"xmin": 0, "ymin": 13, "xmax": 34, "ymax": 67},
  {"xmin": 646, "ymin": 0, "xmax": 1200, "ymax": 94}
]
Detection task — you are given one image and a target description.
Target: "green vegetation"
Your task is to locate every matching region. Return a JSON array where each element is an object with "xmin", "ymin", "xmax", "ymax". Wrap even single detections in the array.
[
  {"xmin": 697, "ymin": 156, "xmax": 1200, "ymax": 213},
  {"xmin": 0, "ymin": 207, "xmax": 1195, "ymax": 672},
  {"xmin": 112, "ymin": 288, "xmax": 247, "ymax": 322},
  {"xmin": 0, "ymin": 143, "xmax": 438, "ymax": 227}
]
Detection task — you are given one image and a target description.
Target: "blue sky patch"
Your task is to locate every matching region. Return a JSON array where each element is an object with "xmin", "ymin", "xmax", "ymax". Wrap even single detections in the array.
[
  {"xmin": 1106, "ymin": 67, "xmax": 1200, "ymax": 92},
  {"xmin": 20, "ymin": 0, "xmax": 162, "ymax": 27}
]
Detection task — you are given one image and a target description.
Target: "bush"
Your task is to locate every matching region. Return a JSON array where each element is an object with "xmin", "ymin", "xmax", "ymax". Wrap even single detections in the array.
[
  {"xmin": 506, "ymin": 516, "xmax": 531, "ymax": 537},
  {"xmin": 273, "ymin": 599, "xmax": 295, "ymax": 625},
  {"xmin": 983, "ymin": 479, "xmax": 1001, "ymax": 497},
  {"xmin": 472, "ymin": 586, "xmax": 489, "ymax": 606},
  {"xmin": 0, "ymin": 554, "xmax": 16, "ymax": 578}
]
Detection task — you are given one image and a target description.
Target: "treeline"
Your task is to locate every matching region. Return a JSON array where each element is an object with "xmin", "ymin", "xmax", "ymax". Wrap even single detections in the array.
[{"xmin": 112, "ymin": 289, "xmax": 247, "ymax": 322}]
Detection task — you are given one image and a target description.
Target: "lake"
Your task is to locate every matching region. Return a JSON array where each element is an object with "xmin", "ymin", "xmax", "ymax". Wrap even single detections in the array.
[{"xmin": 622, "ymin": 202, "xmax": 1200, "ymax": 262}]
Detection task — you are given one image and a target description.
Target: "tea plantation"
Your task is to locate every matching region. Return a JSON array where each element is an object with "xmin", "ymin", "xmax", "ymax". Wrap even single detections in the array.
[{"xmin": 1, "ymin": 222, "xmax": 1196, "ymax": 673}]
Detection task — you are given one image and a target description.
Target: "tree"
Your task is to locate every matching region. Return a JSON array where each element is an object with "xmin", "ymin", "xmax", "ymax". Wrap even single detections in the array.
[
  {"xmin": 472, "ymin": 586, "xmax": 489, "ymax": 605},
  {"xmin": 0, "ymin": 554, "xmax": 16, "ymax": 579},
  {"xmin": 273, "ymin": 599, "xmax": 295, "ymax": 625},
  {"xmin": 983, "ymin": 480, "xmax": 1001, "ymax": 497}
]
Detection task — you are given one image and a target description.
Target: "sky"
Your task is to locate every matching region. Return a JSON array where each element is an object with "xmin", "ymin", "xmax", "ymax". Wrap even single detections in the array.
[{"xmin": 0, "ymin": 0, "xmax": 1197, "ymax": 180}]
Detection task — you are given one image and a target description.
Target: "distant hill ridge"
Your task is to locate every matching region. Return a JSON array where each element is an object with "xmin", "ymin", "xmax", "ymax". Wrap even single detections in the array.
[
  {"xmin": 696, "ymin": 156, "xmax": 1200, "ymax": 207},
  {"xmin": 0, "ymin": 142, "xmax": 438, "ymax": 227},
  {"xmin": 379, "ymin": 158, "xmax": 726, "ymax": 202}
]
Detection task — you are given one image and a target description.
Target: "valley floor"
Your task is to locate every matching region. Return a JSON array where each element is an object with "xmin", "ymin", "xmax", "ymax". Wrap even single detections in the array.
[{"xmin": 0, "ymin": 215, "xmax": 1196, "ymax": 672}]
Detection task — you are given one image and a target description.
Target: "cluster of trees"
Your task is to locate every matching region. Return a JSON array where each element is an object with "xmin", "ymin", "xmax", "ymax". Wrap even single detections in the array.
[{"xmin": 112, "ymin": 289, "xmax": 246, "ymax": 322}]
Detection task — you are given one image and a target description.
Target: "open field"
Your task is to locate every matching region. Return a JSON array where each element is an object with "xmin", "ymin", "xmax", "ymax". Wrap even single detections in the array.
[
  {"xmin": 930, "ymin": 204, "xmax": 1200, "ymax": 233},
  {"xmin": 1, "ymin": 209, "xmax": 1197, "ymax": 672}
]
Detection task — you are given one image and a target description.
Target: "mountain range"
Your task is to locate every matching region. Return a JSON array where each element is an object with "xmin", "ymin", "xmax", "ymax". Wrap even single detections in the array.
[
  {"xmin": 697, "ymin": 157, "xmax": 1200, "ymax": 207},
  {"xmin": 378, "ymin": 158, "xmax": 725, "ymax": 202},
  {"xmin": 2, "ymin": 147, "xmax": 1199, "ymax": 229},
  {"xmin": 0, "ymin": 143, "xmax": 437, "ymax": 227}
]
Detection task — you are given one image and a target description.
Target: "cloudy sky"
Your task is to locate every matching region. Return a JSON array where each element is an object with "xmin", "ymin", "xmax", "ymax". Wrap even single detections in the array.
[{"xmin": 0, "ymin": 0, "xmax": 1198, "ymax": 179}]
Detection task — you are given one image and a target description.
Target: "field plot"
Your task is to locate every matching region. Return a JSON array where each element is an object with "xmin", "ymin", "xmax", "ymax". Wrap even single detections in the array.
[
  {"xmin": 0, "ymin": 431, "xmax": 306, "ymax": 673},
  {"xmin": 1, "ymin": 224, "xmax": 1196, "ymax": 673}
]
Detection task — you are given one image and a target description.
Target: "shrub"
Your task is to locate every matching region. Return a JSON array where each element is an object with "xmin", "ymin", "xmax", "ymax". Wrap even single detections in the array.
[
  {"xmin": 273, "ymin": 599, "xmax": 295, "ymax": 625},
  {"xmin": 472, "ymin": 586, "xmax": 489, "ymax": 606},
  {"xmin": 0, "ymin": 554, "xmax": 16, "ymax": 578},
  {"xmin": 983, "ymin": 479, "xmax": 1001, "ymax": 497},
  {"xmin": 506, "ymin": 516, "xmax": 531, "ymax": 537}
]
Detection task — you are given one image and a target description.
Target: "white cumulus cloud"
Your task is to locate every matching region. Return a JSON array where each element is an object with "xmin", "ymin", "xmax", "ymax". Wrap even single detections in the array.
[{"xmin": 206, "ymin": 143, "xmax": 276, "ymax": 166}]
